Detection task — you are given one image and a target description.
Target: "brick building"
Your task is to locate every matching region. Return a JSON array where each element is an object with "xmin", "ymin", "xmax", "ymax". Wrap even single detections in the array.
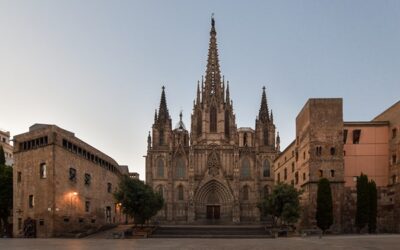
[
  {"xmin": 0, "ymin": 129, "xmax": 14, "ymax": 166},
  {"xmin": 13, "ymin": 124, "xmax": 129, "ymax": 237}
]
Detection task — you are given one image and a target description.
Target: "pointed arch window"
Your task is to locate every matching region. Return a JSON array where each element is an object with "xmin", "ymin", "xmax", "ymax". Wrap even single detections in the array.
[
  {"xmin": 241, "ymin": 158, "xmax": 251, "ymax": 178},
  {"xmin": 224, "ymin": 110, "xmax": 230, "ymax": 137},
  {"xmin": 263, "ymin": 185, "xmax": 270, "ymax": 199},
  {"xmin": 176, "ymin": 157, "xmax": 186, "ymax": 178},
  {"xmin": 210, "ymin": 106, "xmax": 217, "ymax": 132},
  {"xmin": 177, "ymin": 185, "xmax": 184, "ymax": 201},
  {"xmin": 197, "ymin": 111, "xmax": 202, "ymax": 136},
  {"xmin": 157, "ymin": 185, "xmax": 164, "ymax": 198},
  {"xmin": 157, "ymin": 158, "xmax": 164, "ymax": 178},
  {"xmin": 242, "ymin": 185, "xmax": 249, "ymax": 201},
  {"xmin": 263, "ymin": 160, "xmax": 270, "ymax": 177},
  {"xmin": 159, "ymin": 129, "xmax": 164, "ymax": 146},
  {"xmin": 263, "ymin": 127, "xmax": 269, "ymax": 146}
]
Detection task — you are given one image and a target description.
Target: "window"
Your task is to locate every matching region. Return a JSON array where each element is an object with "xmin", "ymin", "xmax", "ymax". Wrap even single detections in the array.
[
  {"xmin": 85, "ymin": 201, "xmax": 90, "ymax": 212},
  {"xmin": 353, "ymin": 129, "xmax": 361, "ymax": 144},
  {"xmin": 18, "ymin": 218, "xmax": 22, "ymax": 230},
  {"xmin": 241, "ymin": 158, "xmax": 251, "ymax": 178},
  {"xmin": 40, "ymin": 163, "xmax": 47, "ymax": 179},
  {"xmin": 177, "ymin": 185, "xmax": 184, "ymax": 201},
  {"xmin": 210, "ymin": 105, "xmax": 217, "ymax": 132},
  {"xmin": 225, "ymin": 110, "xmax": 230, "ymax": 138},
  {"xmin": 197, "ymin": 111, "xmax": 202, "ymax": 136},
  {"xmin": 303, "ymin": 172, "xmax": 306, "ymax": 181},
  {"xmin": 69, "ymin": 168, "xmax": 77, "ymax": 182},
  {"xmin": 107, "ymin": 183, "xmax": 112, "ymax": 193},
  {"xmin": 39, "ymin": 219, "xmax": 44, "ymax": 226},
  {"xmin": 157, "ymin": 158, "xmax": 164, "ymax": 178},
  {"xmin": 29, "ymin": 195, "xmax": 34, "ymax": 208},
  {"xmin": 263, "ymin": 160, "xmax": 270, "ymax": 177},
  {"xmin": 263, "ymin": 185, "xmax": 269, "ymax": 199},
  {"xmin": 295, "ymin": 172, "xmax": 299, "ymax": 184},
  {"xmin": 159, "ymin": 129, "xmax": 164, "ymax": 146},
  {"xmin": 291, "ymin": 162, "xmax": 295, "ymax": 173},
  {"xmin": 303, "ymin": 151, "xmax": 306, "ymax": 159},
  {"xmin": 263, "ymin": 128, "xmax": 269, "ymax": 146},
  {"xmin": 318, "ymin": 170, "xmax": 323, "ymax": 178},
  {"xmin": 330, "ymin": 170, "xmax": 335, "ymax": 177},
  {"xmin": 157, "ymin": 185, "xmax": 164, "ymax": 198},
  {"xmin": 316, "ymin": 146, "xmax": 322, "ymax": 156},
  {"xmin": 330, "ymin": 147, "xmax": 336, "ymax": 156},
  {"xmin": 343, "ymin": 129, "xmax": 348, "ymax": 143},
  {"xmin": 392, "ymin": 128, "xmax": 397, "ymax": 139},
  {"xmin": 17, "ymin": 172, "xmax": 21, "ymax": 182},
  {"xmin": 392, "ymin": 175, "xmax": 397, "ymax": 185},
  {"xmin": 242, "ymin": 185, "xmax": 249, "ymax": 201},
  {"xmin": 284, "ymin": 168, "xmax": 287, "ymax": 180},
  {"xmin": 393, "ymin": 154, "xmax": 397, "ymax": 165},
  {"xmin": 84, "ymin": 173, "xmax": 91, "ymax": 186},
  {"xmin": 176, "ymin": 158, "xmax": 186, "ymax": 178},
  {"xmin": 277, "ymin": 173, "xmax": 281, "ymax": 182},
  {"xmin": 243, "ymin": 133, "xmax": 248, "ymax": 146}
]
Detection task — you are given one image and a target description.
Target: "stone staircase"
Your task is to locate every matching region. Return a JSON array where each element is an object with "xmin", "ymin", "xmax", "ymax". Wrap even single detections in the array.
[{"xmin": 150, "ymin": 225, "xmax": 273, "ymax": 238}]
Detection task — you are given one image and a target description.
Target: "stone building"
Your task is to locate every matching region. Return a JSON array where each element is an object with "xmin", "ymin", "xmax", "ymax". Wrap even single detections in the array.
[
  {"xmin": 0, "ymin": 129, "xmax": 14, "ymax": 166},
  {"xmin": 274, "ymin": 99, "xmax": 400, "ymax": 232},
  {"xmin": 13, "ymin": 124, "xmax": 129, "ymax": 237},
  {"xmin": 145, "ymin": 17, "xmax": 279, "ymax": 224}
]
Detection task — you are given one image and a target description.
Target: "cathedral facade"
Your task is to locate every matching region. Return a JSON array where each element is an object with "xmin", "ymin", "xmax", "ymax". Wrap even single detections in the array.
[{"xmin": 145, "ymin": 17, "xmax": 279, "ymax": 224}]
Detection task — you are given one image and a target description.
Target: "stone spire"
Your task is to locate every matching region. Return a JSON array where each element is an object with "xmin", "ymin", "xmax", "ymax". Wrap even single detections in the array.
[
  {"xmin": 196, "ymin": 81, "xmax": 201, "ymax": 104},
  {"xmin": 204, "ymin": 15, "xmax": 222, "ymax": 101},
  {"xmin": 157, "ymin": 86, "xmax": 170, "ymax": 123},
  {"xmin": 258, "ymin": 86, "xmax": 270, "ymax": 123},
  {"xmin": 147, "ymin": 131, "xmax": 151, "ymax": 149},
  {"xmin": 225, "ymin": 82, "xmax": 230, "ymax": 104}
]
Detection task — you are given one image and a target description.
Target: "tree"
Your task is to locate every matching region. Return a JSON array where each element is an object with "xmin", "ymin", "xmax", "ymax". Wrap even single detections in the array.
[
  {"xmin": 316, "ymin": 178, "xmax": 333, "ymax": 233},
  {"xmin": 0, "ymin": 147, "xmax": 13, "ymax": 236},
  {"xmin": 356, "ymin": 173, "xmax": 370, "ymax": 231},
  {"xmin": 114, "ymin": 176, "xmax": 164, "ymax": 227},
  {"xmin": 258, "ymin": 183, "xmax": 302, "ymax": 226},
  {"xmin": 368, "ymin": 180, "xmax": 377, "ymax": 233}
]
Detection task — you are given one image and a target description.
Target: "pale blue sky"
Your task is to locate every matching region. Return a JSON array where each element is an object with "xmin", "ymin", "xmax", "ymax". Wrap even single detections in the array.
[{"xmin": 1, "ymin": 1, "xmax": 399, "ymax": 179}]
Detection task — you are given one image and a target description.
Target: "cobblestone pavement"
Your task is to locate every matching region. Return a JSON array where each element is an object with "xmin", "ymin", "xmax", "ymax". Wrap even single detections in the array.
[{"xmin": 1, "ymin": 235, "xmax": 399, "ymax": 250}]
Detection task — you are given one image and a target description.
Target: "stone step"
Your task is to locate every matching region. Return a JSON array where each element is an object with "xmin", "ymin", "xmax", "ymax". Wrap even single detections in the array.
[{"xmin": 151, "ymin": 226, "xmax": 272, "ymax": 238}]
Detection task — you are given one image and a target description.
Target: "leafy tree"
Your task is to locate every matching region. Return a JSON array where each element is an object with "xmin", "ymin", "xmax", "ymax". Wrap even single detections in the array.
[
  {"xmin": 0, "ymin": 145, "xmax": 5, "ymax": 165},
  {"xmin": 258, "ymin": 183, "xmax": 302, "ymax": 226},
  {"xmin": 356, "ymin": 173, "xmax": 370, "ymax": 231},
  {"xmin": 368, "ymin": 180, "xmax": 377, "ymax": 233},
  {"xmin": 114, "ymin": 176, "xmax": 163, "ymax": 227},
  {"xmin": 0, "ymin": 150, "xmax": 13, "ymax": 236},
  {"xmin": 316, "ymin": 178, "xmax": 333, "ymax": 233}
]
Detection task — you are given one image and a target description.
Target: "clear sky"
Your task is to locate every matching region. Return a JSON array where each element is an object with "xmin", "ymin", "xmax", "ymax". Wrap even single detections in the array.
[{"xmin": 1, "ymin": 1, "xmax": 399, "ymax": 179}]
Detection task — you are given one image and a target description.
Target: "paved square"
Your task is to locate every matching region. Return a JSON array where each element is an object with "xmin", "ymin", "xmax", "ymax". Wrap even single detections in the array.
[{"xmin": 1, "ymin": 235, "xmax": 399, "ymax": 250}]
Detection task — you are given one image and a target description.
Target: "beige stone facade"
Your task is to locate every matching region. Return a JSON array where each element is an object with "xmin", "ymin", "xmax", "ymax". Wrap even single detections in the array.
[
  {"xmin": 145, "ymin": 18, "xmax": 279, "ymax": 224},
  {"xmin": 0, "ymin": 129, "xmax": 14, "ymax": 166},
  {"xmin": 13, "ymin": 124, "xmax": 128, "ymax": 237}
]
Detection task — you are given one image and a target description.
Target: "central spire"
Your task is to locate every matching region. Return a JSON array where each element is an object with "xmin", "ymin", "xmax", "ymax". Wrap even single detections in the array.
[{"xmin": 204, "ymin": 15, "xmax": 222, "ymax": 101}]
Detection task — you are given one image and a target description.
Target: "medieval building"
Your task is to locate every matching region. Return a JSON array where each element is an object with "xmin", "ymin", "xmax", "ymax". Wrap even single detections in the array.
[{"xmin": 145, "ymin": 17, "xmax": 279, "ymax": 224}]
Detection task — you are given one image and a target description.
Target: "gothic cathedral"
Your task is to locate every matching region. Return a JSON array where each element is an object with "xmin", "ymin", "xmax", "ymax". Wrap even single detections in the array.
[{"xmin": 145, "ymin": 17, "xmax": 280, "ymax": 224}]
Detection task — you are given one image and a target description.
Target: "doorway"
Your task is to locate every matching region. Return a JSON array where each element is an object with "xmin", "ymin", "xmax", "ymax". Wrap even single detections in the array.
[{"xmin": 206, "ymin": 205, "xmax": 220, "ymax": 220}]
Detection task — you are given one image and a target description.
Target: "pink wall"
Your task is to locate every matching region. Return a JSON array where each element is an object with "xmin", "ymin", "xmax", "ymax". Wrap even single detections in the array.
[{"xmin": 344, "ymin": 124, "xmax": 389, "ymax": 187}]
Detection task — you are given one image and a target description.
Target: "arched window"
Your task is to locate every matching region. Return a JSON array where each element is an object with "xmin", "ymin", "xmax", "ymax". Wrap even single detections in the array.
[
  {"xmin": 263, "ymin": 160, "xmax": 270, "ymax": 177},
  {"xmin": 243, "ymin": 133, "xmax": 248, "ymax": 146},
  {"xmin": 157, "ymin": 185, "xmax": 164, "ymax": 198},
  {"xmin": 263, "ymin": 127, "xmax": 269, "ymax": 146},
  {"xmin": 224, "ymin": 110, "xmax": 230, "ymax": 137},
  {"xmin": 176, "ymin": 158, "xmax": 186, "ymax": 178},
  {"xmin": 210, "ymin": 106, "xmax": 217, "ymax": 132},
  {"xmin": 242, "ymin": 185, "xmax": 249, "ymax": 201},
  {"xmin": 159, "ymin": 129, "xmax": 164, "ymax": 146},
  {"xmin": 241, "ymin": 158, "xmax": 251, "ymax": 178},
  {"xmin": 157, "ymin": 158, "xmax": 164, "ymax": 178},
  {"xmin": 177, "ymin": 185, "xmax": 184, "ymax": 200},
  {"xmin": 197, "ymin": 111, "xmax": 202, "ymax": 136},
  {"xmin": 263, "ymin": 185, "xmax": 269, "ymax": 199}
]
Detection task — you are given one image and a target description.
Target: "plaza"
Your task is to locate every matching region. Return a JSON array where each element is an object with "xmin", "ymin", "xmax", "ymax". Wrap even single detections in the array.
[{"xmin": 1, "ymin": 235, "xmax": 400, "ymax": 250}]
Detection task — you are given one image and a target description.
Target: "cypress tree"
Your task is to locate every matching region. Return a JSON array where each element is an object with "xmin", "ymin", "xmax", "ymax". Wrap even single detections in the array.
[
  {"xmin": 316, "ymin": 178, "xmax": 333, "ymax": 233},
  {"xmin": 368, "ymin": 180, "xmax": 377, "ymax": 233},
  {"xmin": 0, "ymin": 145, "xmax": 5, "ymax": 166},
  {"xmin": 356, "ymin": 173, "xmax": 370, "ymax": 231}
]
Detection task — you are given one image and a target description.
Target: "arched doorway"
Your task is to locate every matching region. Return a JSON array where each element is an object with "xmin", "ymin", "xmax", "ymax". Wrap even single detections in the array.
[{"xmin": 194, "ymin": 180, "xmax": 233, "ymax": 223}]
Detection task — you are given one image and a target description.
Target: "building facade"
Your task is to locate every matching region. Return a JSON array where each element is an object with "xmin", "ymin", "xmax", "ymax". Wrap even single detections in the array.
[
  {"xmin": 274, "ymin": 99, "xmax": 400, "ymax": 232},
  {"xmin": 13, "ymin": 124, "xmax": 128, "ymax": 237},
  {"xmin": 145, "ymin": 18, "xmax": 279, "ymax": 224},
  {"xmin": 0, "ymin": 129, "xmax": 14, "ymax": 166}
]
